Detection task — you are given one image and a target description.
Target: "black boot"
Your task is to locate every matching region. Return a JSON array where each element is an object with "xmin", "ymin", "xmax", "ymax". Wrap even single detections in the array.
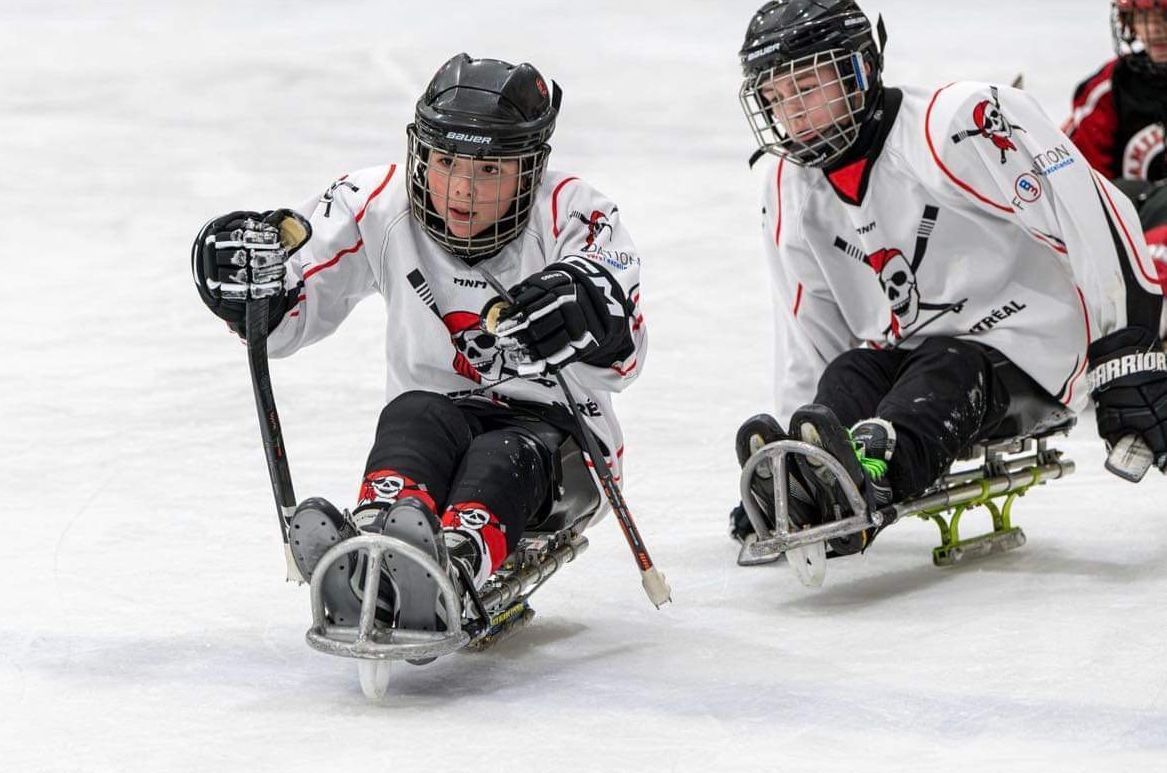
[
  {"xmin": 287, "ymin": 498, "xmax": 368, "ymax": 626},
  {"xmin": 789, "ymin": 405, "xmax": 895, "ymax": 556},
  {"xmin": 850, "ymin": 417, "xmax": 896, "ymax": 509},
  {"xmin": 730, "ymin": 413, "xmax": 823, "ymax": 543}
]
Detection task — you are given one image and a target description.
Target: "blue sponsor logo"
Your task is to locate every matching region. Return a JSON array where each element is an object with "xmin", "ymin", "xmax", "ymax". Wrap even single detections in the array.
[{"xmin": 1031, "ymin": 144, "xmax": 1076, "ymax": 177}]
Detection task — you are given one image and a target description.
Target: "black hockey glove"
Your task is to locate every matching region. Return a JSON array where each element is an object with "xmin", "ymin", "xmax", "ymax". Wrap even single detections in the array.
[
  {"xmin": 1087, "ymin": 326, "xmax": 1167, "ymax": 474},
  {"xmin": 192, "ymin": 209, "xmax": 311, "ymax": 338},
  {"xmin": 485, "ymin": 258, "xmax": 633, "ymax": 376}
]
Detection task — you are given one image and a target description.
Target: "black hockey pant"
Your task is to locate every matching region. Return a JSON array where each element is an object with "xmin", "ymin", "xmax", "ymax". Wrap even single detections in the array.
[
  {"xmin": 358, "ymin": 390, "xmax": 563, "ymax": 577},
  {"xmin": 812, "ymin": 337, "xmax": 1013, "ymax": 499}
]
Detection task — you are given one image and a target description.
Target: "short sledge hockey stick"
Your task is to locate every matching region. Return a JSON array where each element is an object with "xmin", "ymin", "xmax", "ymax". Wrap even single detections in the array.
[
  {"xmin": 480, "ymin": 274, "xmax": 671, "ymax": 608},
  {"xmin": 245, "ymin": 298, "xmax": 304, "ymax": 583}
]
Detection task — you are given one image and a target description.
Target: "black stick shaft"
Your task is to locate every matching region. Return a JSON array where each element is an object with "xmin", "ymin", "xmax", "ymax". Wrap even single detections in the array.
[{"xmin": 245, "ymin": 300, "xmax": 297, "ymax": 559}]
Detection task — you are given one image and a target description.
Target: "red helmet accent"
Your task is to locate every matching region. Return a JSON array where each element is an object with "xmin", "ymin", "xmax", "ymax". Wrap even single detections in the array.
[{"xmin": 1115, "ymin": 0, "xmax": 1167, "ymax": 10}]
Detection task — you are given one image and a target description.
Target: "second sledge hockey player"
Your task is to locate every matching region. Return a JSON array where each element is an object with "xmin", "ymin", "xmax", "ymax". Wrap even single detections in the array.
[
  {"xmin": 729, "ymin": 0, "xmax": 1167, "ymax": 557},
  {"xmin": 1065, "ymin": 0, "xmax": 1167, "ymax": 304},
  {"xmin": 193, "ymin": 53, "xmax": 646, "ymax": 629}
]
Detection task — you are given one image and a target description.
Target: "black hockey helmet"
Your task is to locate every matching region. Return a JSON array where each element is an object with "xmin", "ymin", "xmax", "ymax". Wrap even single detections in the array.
[
  {"xmin": 1112, "ymin": 0, "xmax": 1167, "ymax": 74},
  {"xmin": 407, "ymin": 53, "xmax": 562, "ymax": 261},
  {"xmin": 738, "ymin": 0, "xmax": 886, "ymax": 167}
]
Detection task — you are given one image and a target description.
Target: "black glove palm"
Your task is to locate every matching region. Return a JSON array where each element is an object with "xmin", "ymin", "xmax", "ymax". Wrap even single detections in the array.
[{"xmin": 1087, "ymin": 326, "xmax": 1167, "ymax": 472}]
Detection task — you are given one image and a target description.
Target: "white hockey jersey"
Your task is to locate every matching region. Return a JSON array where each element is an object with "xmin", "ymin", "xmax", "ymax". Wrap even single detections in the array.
[
  {"xmin": 266, "ymin": 166, "xmax": 646, "ymax": 482},
  {"xmin": 758, "ymin": 82, "xmax": 1164, "ymax": 425}
]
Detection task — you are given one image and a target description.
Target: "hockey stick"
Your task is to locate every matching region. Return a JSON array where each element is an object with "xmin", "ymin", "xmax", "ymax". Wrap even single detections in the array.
[
  {"xmin": 245, "ymin": 298, "xmax": 305, "ymax": 583},
  {"xmin": 553, "ymin": 370, "xmax": 671, "ymax": 608},
  {"xmin": 478, "ymin": 272, "xmax": 671, "ymax": 608}
]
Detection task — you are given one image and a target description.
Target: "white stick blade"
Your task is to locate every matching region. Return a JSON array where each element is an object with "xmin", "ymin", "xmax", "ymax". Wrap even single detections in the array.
[{"xmin": 641, "ymin": 567, "xmax": 672, "ymax": 608}]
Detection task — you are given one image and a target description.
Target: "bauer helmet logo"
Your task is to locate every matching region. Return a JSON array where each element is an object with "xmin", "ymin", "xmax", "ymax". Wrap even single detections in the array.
[
  {"xmin": 745, "ymin": 42, "xmax": 783, "ymax": 62},
  {"xmin": 445, "ymin": 131, "xmax": 493, "ymax": 145}
]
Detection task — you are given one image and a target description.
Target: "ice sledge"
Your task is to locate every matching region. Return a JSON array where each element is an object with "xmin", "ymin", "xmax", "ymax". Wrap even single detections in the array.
[
  {"xmin": 304, "ymin": 438, "xmax": 601, "ymax": 700},
  {"xmin": 737, "ymin": 366, "xmax": 1078, "ymax": 586}
]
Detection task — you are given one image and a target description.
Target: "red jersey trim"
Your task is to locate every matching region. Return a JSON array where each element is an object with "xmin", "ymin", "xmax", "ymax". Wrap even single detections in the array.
[
  {"xmin": 304, "ymin": 239, "xmax": 364, "ymax": 282},
  {"xmin": 792, "ymin": 282, "xmax": 804, "ymax": 318},
  {"xmin": 1028, "ymin": 229, "xmax": 1068, "ymax": 255},
  {"xmin": 1091, "ymin": 168, "xmax": 1159, "ymax": 285},
  {"xmin": 551, "ymin": 176, "xmax": 580, "ymax": 238},
  {"xmin": 825, "ymin": 157, "xmax": 867, "ymax": 204},
  {"xmin": 925, "ymin": 84, "xmax": 1014, "ymax": 214},
  {"xmin": 1066, "ymin": 59, "xmax": 1118, "ymax": 131},
  {"xmin": 302, "ymin": 164, "xmax": 397, "ymax": 282},
  {"xmin": 611, "ymin": 359, "xmax": 637, "ymax": 377},
  {"xmin": 354, "ymin": 165, "xmax": 396, "ymax": 224},
  {"xmin": 774, "ymin": 157, "xmax": 785, "ymax": 246}
]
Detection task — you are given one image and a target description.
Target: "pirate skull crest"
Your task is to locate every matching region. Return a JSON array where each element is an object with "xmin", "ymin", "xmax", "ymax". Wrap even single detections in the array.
[
  {"xmin": 951, "ymin": 86, "xmax": 1026, "ymax": 164},
  {"xmin": 443, "ymin": 310, "xmax": 505, "ymax": 383},
  {"xmin": 834, "ymin": 205, "xmax": 959, "ymax": 341},
  {"xmin": 446, "ymin": 502, "xmax": 494, "ymax": 530},
  {"xmin": 370, "ymin": 474, "xmax": 404, "ymax": 500},
  {"xmin": 868, "ymin": 249, "xmax": 920, "ymax": 326}
]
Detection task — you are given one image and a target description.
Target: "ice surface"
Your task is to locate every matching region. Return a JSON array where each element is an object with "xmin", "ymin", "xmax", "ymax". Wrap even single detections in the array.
[{"xmin": 1, "ymin": 1, "xmax": 1164, "ymax": 770}]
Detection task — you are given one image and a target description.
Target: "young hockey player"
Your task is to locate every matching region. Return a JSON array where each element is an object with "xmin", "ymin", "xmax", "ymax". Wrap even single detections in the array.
[
  {"xmin": 1066, "ymin": 0, "xmax": 1167, "ymax": 184},
  {"xmin": 729, "ymin": 0, "xmax": 1167, "ymax": 557},
  {"xmin": 1065, "ymin": 0, "xmax": 1167, "ymax": 302},
  {"xmin": 193, "ymin": 53, "xmax": 645, "ymax": 629}
]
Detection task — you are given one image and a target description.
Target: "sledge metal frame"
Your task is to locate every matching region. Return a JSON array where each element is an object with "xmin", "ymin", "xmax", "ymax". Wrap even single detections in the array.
[
  {"xmin": 737, "ymin": 431, "xmax": 1075, "ymax": 568},
  {"xmin": 305, "ymin": 528, "xmax": 589, "ymax": 661}
]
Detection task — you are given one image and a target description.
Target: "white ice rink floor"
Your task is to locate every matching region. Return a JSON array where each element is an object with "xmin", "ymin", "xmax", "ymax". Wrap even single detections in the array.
[{"xmin": 2, "ymin": 1, "xmax": 1164, "ymax": 770}]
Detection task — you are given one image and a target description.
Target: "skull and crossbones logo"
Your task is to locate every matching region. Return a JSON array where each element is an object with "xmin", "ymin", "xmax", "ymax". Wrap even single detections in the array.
[
  {"xmin": 370, "ymin": 474, "xmax": 404, "ymax": 501},
  {"xmin": 320, "ymin": 178, "xmax": 359, "ymax": 218},
  {"xmin": 571, "ymin": 209, "xmax": 613, "ymax": 250},
  {"xmin": 446, "ymin": 503, "xmax": 494, "ymax": 530},
  {"xmin": 358, "ymin": 470, "xmax": 418, "ymax": 509},
  {"xmin": 950, "ymin": 86, "xmax": 1027, "ymax": 164},
  {"xmin": 867, "ymin": 248, "xmax": 920, "ymax": 327},
  {"xmin": 834, "ymin": 205, "xmax": 961, "ymax": 340},
  {"xmin": 442, "ymin": 310, "xmax": 505, "ymax": 383}
]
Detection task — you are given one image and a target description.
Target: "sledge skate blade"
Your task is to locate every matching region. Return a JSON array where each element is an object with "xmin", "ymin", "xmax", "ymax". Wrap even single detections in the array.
[
  {"xmin": 933, "ymin": 527, "xmax": 1026, "ymax": 567},
  {"xmin": 288, "ymin": 506, "xmax": 362, "ymax": 627},
  {"xmin": 787, "ymin": 541, "xmax": 827, "ymax": 587},
  {"xmin": 358, "ymin": 660, "xmax": 392, "ymax": 700}
]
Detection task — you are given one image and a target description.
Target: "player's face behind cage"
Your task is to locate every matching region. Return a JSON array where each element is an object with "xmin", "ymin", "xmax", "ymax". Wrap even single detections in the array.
[
  {"xmin": 407, "ymin": 127, "xmax": 548, "ymax": 259},
  {"xmin": 1115, "ymin": 1, "xmax": 1167, "ymax": 64},
  {"xmin": 740, "ymin": 50, "xmax": 868, "ymax": 167}
]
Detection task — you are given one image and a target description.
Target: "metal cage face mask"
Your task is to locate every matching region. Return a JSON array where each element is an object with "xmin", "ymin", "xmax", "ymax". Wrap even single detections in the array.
[
  {"xmin": 1113, "ymin": 2, "xmax": 1167, "ymax": 71},
  {"xmin": 739, "ymin": 48, "xmax": 869, "ymax": 167},
  {"xmin": 406, "ymin": 126, "xmax": 549, "ymax": 260}
]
